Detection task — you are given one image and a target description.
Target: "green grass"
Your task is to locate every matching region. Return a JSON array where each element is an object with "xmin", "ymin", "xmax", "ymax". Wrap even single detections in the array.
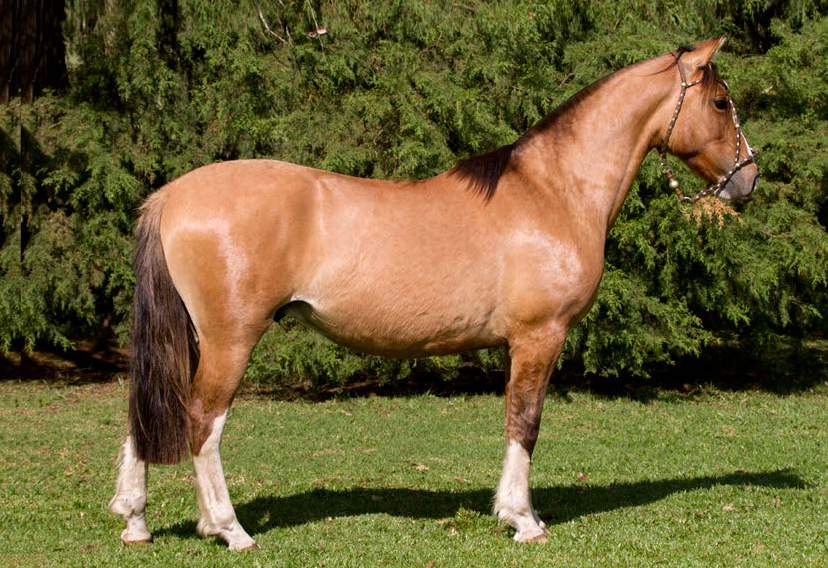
[{"xmin": 1, "ymin": 380, "xmax": 826, "ymax": 567}]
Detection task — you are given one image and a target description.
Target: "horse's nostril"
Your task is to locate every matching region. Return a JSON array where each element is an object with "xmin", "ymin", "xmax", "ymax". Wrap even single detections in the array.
[{"xmin": 751, "ymin": 175, "xmax": 760, "ymax": 193}]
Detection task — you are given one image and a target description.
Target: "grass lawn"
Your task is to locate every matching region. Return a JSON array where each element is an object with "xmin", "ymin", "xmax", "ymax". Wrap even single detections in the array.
[{"xmin": 0, "ymin": 379, "xmax": 826, "ymax": 567}]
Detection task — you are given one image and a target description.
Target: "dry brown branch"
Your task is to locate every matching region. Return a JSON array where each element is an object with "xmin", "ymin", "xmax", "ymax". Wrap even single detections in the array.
[
  {"xmin": 683, "ymin": 196, "xmax": 741, "ymax": 227},
  {"xmin": 254, "ymin": 1, "xmax": 287, "ymax": 44},
  {"xmin": 306, "ymin": 3, "xmax": 326, "ymax": 51}
]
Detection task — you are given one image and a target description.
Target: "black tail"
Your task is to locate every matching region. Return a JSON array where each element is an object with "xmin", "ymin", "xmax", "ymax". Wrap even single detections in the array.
[{"xmin": 129, "ymin": 191, "xmax": 199, "ymax": 465}]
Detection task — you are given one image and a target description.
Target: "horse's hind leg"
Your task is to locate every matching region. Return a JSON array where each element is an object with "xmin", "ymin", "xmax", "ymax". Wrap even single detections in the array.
[
  {"xmin": 494, "ymin": 323, "xmax": 566, "ymax": 543},
  {"xmin": 109, "ymin": 436, "xmax": 151, "ymax": 543},
  {"xmin": 189, "ymin": 328, "xmax": 267, "ymax": 551}
]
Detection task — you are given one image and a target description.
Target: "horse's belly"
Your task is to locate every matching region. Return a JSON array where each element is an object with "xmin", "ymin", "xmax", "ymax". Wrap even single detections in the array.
[{"xmin": 283, "ymin": 294, "xmax": 505, "ymax": 358}]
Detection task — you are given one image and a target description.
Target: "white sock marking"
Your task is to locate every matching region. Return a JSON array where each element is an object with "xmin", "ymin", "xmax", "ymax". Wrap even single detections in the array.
[
  {"xmin": 192, "ymin": 412, "xmax": 255, "ymax": 550},
  {"xmin": 494, "ymin": 440, "xmax": 546, "ymax": 541},
  {"xmin": 109, "ymin": 436, "xmax": 152, "ymax": 542}
]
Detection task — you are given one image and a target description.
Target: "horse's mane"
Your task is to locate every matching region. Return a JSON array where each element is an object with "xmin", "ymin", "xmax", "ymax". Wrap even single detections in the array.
[
  {"xmin": 449, "ymin": 144, "xmax": 517, "ymax": 201},
  {"xmin": 449, "ymin": 77, "xmax": 609, "ymax": 201},
  {"xmin": 450, "ymin": 45, "xmax": 724, "ymax": 201}
]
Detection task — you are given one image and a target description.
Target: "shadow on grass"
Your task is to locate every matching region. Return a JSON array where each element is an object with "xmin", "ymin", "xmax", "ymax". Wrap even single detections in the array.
[{"xmin": 157, "ymin": 469, "xmax": 806, "ymax": 540}]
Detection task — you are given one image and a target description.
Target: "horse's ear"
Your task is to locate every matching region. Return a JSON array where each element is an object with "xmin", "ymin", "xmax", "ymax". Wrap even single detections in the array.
[{"xmin": 683, "ymin": 37, "xmax": 726, "ymax": 69}]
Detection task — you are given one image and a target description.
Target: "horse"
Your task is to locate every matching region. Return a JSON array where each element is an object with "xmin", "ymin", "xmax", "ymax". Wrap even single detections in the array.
[{"xmin": 109, "ymin": 37, "xmax": 758, "ymax": 550}]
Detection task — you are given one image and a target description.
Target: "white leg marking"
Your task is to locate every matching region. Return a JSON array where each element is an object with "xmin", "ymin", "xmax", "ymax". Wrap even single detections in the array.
[
  {"xmin": 109, "ymin": 436, "xmax": 152, "ymax": 544},
  {"xmin": 494, "ymin": 440, "xmax": 547, "ymax": 542},
  {"xmin": 193, "ymin": 412, "xmax": 256, "ymax": 551}
]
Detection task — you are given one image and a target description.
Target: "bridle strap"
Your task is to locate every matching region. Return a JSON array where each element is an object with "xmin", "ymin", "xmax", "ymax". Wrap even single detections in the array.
[{"xmin": 659, "ymin": 51, "xmax": 756, "ymax": 203}]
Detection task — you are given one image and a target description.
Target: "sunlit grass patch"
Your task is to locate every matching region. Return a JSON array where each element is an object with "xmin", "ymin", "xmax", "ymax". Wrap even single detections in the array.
[{"xmin": 0, "ymin": 380, "xmax": 825, "ymax": 566}]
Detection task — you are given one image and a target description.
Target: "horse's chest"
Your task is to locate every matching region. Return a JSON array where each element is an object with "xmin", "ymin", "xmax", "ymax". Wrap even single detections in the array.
[{"xmin": 499, "ymin": 232, "xmax": 604, "ymax": 325}]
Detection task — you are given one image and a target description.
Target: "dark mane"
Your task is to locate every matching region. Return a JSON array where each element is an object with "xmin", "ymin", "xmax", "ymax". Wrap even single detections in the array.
[
  {"xmin": 450, "ymin": 144, "xmax": 516, "ymax": 201},
  {"xmin": 676, "ymin": 44, "xmax": 695, "ymax": 56},
  {"xmin": 449, "ymin": 75, "xmax": 611, "ymax": 201}
]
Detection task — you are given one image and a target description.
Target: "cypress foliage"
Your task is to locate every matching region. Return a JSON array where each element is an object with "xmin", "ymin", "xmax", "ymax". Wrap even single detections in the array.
[{"xmin": 1, "ymin": 1, "xmax": 825, "ymax": 384}]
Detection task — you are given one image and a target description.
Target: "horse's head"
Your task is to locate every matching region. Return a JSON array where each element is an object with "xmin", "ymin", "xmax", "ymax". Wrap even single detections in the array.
[{"xmin": 661, "ymin": 37, "xmax": 759, "ymax": 201}]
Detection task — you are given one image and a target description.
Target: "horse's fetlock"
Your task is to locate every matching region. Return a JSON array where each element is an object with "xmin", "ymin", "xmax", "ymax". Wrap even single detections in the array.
[
  {"xmin": 109, "ymin": 492, "xmax": 145, "ymax": 517},
  {"xmin": 197, "ymin": 510, "xmax": 238, "ymax": 535}
]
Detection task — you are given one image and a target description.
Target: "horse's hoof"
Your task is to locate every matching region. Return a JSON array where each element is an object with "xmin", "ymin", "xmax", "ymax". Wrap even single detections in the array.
[
  {"xmin": 121, "ymin": 527, "xmax": 153, "ymax": 545},
  {"xmin": 514, "ymin": 530, "xmax": 548, "ymax": 544},
  {"xmin": 121, "ymin": 536, "xmax": 153, "ymax": 545},
  {"xmin": 229, "ymin": 540, "xmax": 258, "ymax": 552}
]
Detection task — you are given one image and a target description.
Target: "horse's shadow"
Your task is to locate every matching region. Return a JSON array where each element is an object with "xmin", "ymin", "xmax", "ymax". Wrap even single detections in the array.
[{"xmin": 158, "ymin": 469, "xmax": 806, "ymax": 539}]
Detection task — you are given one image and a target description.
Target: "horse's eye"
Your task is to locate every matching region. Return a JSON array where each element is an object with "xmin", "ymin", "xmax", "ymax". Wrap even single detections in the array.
[{"xmin": 714, "ymin": 98, "xmax": 728, "ymax": 111}]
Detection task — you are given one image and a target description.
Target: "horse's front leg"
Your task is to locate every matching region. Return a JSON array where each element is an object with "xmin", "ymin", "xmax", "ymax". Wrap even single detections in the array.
[{"xmin": 494, "ymin": 323, "xmax": 565, "ymax": 543}]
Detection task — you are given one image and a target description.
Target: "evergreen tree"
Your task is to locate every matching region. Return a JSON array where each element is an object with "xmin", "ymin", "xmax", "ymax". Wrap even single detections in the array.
[{"xmin": 1, "ymin": 1, "xmax": 825, "ymax": 384}]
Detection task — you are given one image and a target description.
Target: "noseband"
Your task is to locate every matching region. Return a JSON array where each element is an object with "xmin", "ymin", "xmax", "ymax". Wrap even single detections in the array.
[{"xmin": 658, "ymin": 52, "xmax": 756, "ymax": 203}]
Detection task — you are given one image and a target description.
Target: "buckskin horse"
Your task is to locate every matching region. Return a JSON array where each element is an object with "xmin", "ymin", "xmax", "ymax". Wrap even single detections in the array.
[{"xmin": 110, "ymin": 38, "xmax": 758, "ymax": 549}]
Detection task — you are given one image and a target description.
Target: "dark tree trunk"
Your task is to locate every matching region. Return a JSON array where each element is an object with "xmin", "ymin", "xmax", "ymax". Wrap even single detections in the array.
[{"xmin": 0, "ymin": 0, "xmax": 67, "ymax": 104}]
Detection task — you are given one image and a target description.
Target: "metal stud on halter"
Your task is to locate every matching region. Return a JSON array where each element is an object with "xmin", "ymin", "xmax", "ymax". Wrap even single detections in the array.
[{"xmin": 659, "ymin": 50, "xmax": 756, "ymax": 203}]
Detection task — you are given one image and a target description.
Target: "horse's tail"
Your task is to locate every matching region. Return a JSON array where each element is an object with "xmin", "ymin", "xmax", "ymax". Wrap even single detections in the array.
[{"xmin": 129, "ymin": 190, "xmax": 198, "ymax": 465}]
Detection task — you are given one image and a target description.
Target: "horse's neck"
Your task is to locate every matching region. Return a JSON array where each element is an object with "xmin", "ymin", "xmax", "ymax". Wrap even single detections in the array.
[{"xmin": 521, "ymin": 59, "xmax": 674, "ymax": 231}]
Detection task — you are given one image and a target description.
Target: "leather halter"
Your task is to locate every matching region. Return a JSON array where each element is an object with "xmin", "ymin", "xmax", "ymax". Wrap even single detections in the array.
[{"xmin": 658, "ymin": 52, "xmax": 756, "ymax": 203}]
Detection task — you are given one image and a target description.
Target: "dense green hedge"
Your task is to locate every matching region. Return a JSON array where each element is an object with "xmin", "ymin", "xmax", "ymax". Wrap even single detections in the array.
[{"xmin": 1, "ymin": 1, "xmax": 826, "ymax": 387}]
